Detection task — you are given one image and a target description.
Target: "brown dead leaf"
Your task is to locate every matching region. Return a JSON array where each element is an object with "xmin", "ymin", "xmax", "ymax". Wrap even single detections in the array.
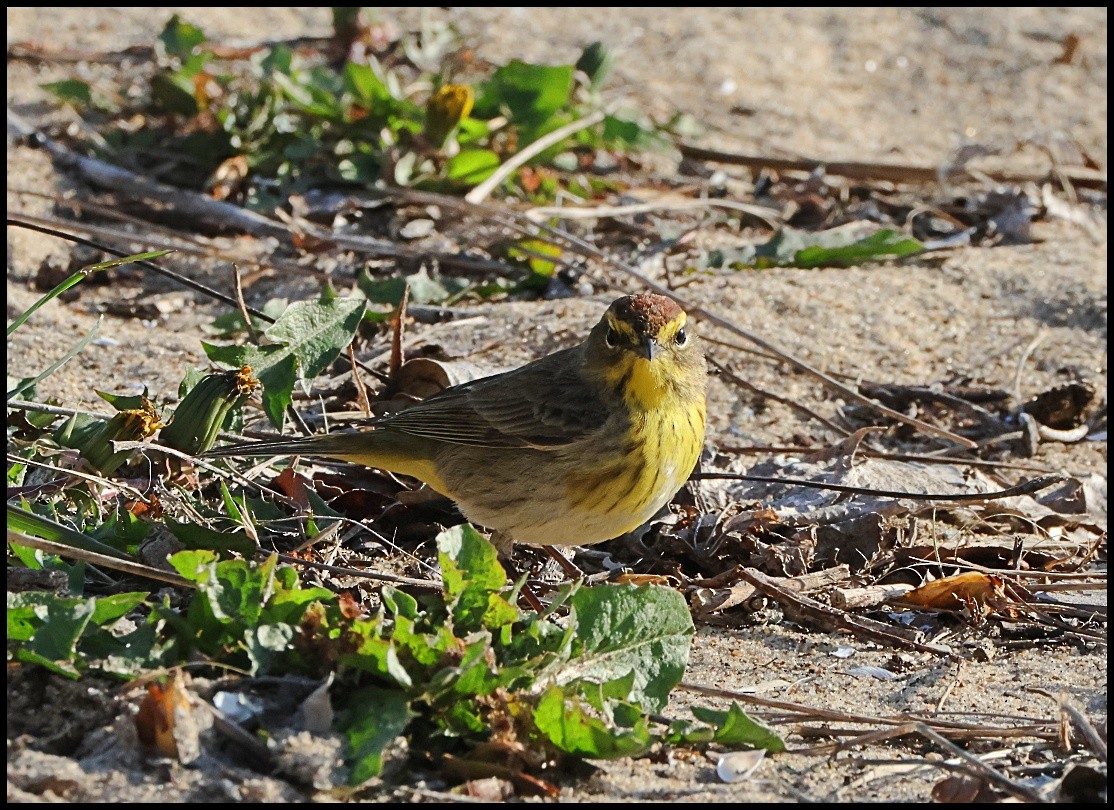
[
  {"xmin": 1020, "ymin": 381, "xmax": 1096, "ymax": 430},
  {"xmin": 272, "ymin": 466, "xmax": 313, "ymax": 509},
  {"xmin": 338, "ymin": 590, "xmax": 363, "ymax": 619},
  {"xmin": 903, "ymin": 572, "xmax": 1005, "ymax": 612},
  {"xmin": 204, "ymin": 154, "xmax": 249, "ymax": 201},
  {"xmin": 134, "ymin": 670, "xmax": 205, "ymax": 763},
  {"xmin": 931, "ymin": 772, "xmax": 1002, "ymax": 802},
  {"xmin": 613, "ymin": 573, "xmax": 677, "ymax": 587}
]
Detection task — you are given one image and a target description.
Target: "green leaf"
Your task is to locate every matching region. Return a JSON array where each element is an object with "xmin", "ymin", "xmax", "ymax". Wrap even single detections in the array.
[
  {"xmin": 206, "ymin": 298, "xmax": 287, "ymax": 337},
  {"xmin": 95, "ymin": 390, "xmax": 151, "ymax": 412},
  {"xmin": 89, "ymin": 592, "xmax": 149, "ymax": 626},
  {"xmin": 89, "ymin": 507, "xmax": 152, "ymax": 552},
  {"xmin": 341, "ymin": 686, "xmax": 414, "ymax": 783},
  {"xmin": 445, "ymin": 149, "xmax": 501, "ymax": 185},
  {"xmin": 157, "ymin": 14, "xmax": 207, "ymax": 61},
  {"xmin": 40, "ymin": 79, "xmax": 92, "ymax": 106},
  {"xmin": 479, "ymin": 61, "xmax": 573, "ymax": 126},
  {"xmin": 691, "ymin": 703, "xmax": 786, "ymax": 753},
  {"xmin": 726, "ymin": 226, "xmax": 925, "ymax": 270},
  {"xmin": 150, "ymin": 70, "xmax": 201, "ymax": 116},
  {"xmin": 601, "ymin": 114, "xmax": 664, "ymax": 150},
  {"xmin": 343, "ymin": 61, "xmax": 392, "ymax": 109},
  {"xmin": 7, "ymin": 591, "xmax": 95, "ymax": 678},
  {"xmin": 7, "ymin": 505, "xmax": 133, "ymax": 561},
  {"xmin": 790, "ymin": 228, "xmax": 923, "ymax": 268},
  {"xmin": 264, "ymin": 297, "xmax": 367, "ymax": 379},
  {"xmin": 575, "ymin": 41, "xmax": 614, "ymax": 90},
  {"xmin": 533, "ymin": 684, "xmax": 652, "ymax": 758},
  {"xmin": 208, "ymin": 296, "xmax": 367, "ymax": 428},
  {"xmin": 505, "ymin": 238, "xmax": 562, "ymax": 277},
  {"xmin": 557, "ymin": 584, "xmax": 694, "ymax": 713},
  {"xmin": 165, "ymin": 520, "xmax": 258, "ymax": 557},
  {"xmin": 436, "ymin": 524, "xmax": 514, "ymax": 632},
  {"xmin": 247, "ymin": 621, "xmax": 296, "ymax": 674}
]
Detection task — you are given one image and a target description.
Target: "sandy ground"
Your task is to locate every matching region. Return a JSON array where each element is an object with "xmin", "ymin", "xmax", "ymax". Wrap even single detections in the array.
[{"xmin": 7, "ymin": 7, "xmax": 1107, "ymax": 802}]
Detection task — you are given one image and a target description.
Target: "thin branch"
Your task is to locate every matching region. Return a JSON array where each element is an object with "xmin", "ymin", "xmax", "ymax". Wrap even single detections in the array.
[
  {"xmin": 706, "ymin": 352, "xmax": 849, "ymax": 437},
  {"xmin": 231, "ymin": 264, "xmax": 259, "ymax": 342},
  {"xmin": 713, "ymin": 442, "xmax": 1063, "ymax": 475},
  {"xmin": 735, "ymin": 567, "xmax": 957, "ymax": 656},
  {"xmin": 676, "ymin": 141, "xmax": 1108, "ymax": 190},
  {"xmin": 526, "ymin": 196, "xmax": 782, "ymax": 229},
  {"xmin": 7, "ymin": 215, "xmax": 275, "ymax": 322},
  {"xmin": 1012, "ymin": 331, "xmax": 1049, "ymax": 403},
  {"xmin": 272, "ymin": 552, "xmax": 440, "ymax": 591}
]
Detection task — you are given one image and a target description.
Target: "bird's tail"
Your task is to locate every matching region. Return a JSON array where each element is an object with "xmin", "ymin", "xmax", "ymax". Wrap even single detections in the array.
[
  {"xmin": 205, "ymin": 429, "xmax": 448, "ymax": 494},
  {"xmin": 205, "ymin": 431, "xmax": 367, "ymax": 461}
]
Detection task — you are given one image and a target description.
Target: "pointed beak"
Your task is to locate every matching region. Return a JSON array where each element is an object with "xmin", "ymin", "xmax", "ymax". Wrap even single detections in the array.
[{"xmin": 640, "ymin": 337, "xmax": 661, "ymax": 362}]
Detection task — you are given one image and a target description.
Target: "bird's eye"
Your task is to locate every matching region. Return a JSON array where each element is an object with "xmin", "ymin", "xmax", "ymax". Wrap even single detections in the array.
[
  {"xmin": 674, "ymin": 327, "xmax": 688, "ymax": 346},
  {"xmin": 605, "ymin": 326, "xmax": 619, "ymax": 348}
]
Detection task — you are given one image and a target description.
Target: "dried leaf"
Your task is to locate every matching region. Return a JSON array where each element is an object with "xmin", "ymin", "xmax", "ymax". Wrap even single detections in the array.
[
  {"xmin": 134, "ymin": 671, "xmax": 206, "ymax": 763},
  {"xmin": 903, "ymin": 572, "xmax": 1005, "ymax": 611}
]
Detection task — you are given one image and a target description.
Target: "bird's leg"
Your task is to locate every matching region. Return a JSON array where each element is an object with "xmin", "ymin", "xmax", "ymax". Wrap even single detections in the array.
[
  {"xmin": 491, "ymin": 531, "xmax": 546, "ymax": 612},
  {"xmin": 541, "ymin": 545, "xmax": 585, "ymax": 580}
]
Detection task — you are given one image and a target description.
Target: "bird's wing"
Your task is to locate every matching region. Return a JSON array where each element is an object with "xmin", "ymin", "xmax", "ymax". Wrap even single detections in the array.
[{"xmin": 373, "ymin": 347, "xmax": 612, "ymax": 449}]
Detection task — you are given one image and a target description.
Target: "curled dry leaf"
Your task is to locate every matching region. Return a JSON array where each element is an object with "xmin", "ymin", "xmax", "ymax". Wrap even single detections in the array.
[
  {"xmin": 394, "ymin": 357, "xmax": 496, "ymax": 400},
  {"xmin": 134, "ymin": 670, "xmax": 209, "ymax": 763},
  {"xmin": 902, "ymin": 572, "xmax": 1006, "ymax": 613}
]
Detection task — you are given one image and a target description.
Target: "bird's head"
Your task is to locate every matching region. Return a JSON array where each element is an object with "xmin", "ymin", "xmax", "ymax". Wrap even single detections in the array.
[{"xmin": 586, "ymin": 293, "xmax": 706, "ymax": 406}]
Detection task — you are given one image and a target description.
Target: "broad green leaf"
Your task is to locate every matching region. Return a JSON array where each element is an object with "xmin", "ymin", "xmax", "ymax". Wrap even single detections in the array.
[
  {"xmin": 247, "ymin": 622, "xmax": 296, "ymax": 675},
  {"xmin": 692, "ymin": 703, "xmax": 786, "ymax": 753},
  {"xmin": 556, "ymin": 584, "xmax": 694, "ymax": 713},
  {"xmin": 340, "ymin": 619, "xmax": 413, "ymax": 687},
  {"xmin": 169, "ymin": 549, "xmax": 275, "ymax": 626},
  {"xmin": 342, "ymin": 686, "xmax": 414, "ymax": 783},
  {"xmin": 436, "ymin": 524, "xmax": 513, "ymax": 632},
  {"xmin": 89, "ymin": 592, "xmax": 149, "ymax": 626},
  {"xmin": 445, "ymin": 148, "xmax": 501, "ymax": 185},
  {"xmin": 7, "ymin": 591, "xmax": 96, "ymax": 678},
  {"xmin": 533, "ymin": 684, "xmax": 652, "ymax": 758},
  {"xmin": 479, "ymin": 61, "xmax": 573, "ymax": 126},
  {"xmin": 262, "ymin": 297, "xmax": 367, "ymax": 381}
]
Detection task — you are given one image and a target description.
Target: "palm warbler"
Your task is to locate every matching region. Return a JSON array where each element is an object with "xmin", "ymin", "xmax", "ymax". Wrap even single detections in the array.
[{"xmin": 208, "ymin": 293, "xmax": 707, "ymax": 552}]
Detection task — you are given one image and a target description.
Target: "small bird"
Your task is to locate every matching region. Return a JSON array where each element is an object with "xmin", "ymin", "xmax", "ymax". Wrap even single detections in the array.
[{"xmin": 207, "ymin": 293, "xmax": 707, "ymax": 555}]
